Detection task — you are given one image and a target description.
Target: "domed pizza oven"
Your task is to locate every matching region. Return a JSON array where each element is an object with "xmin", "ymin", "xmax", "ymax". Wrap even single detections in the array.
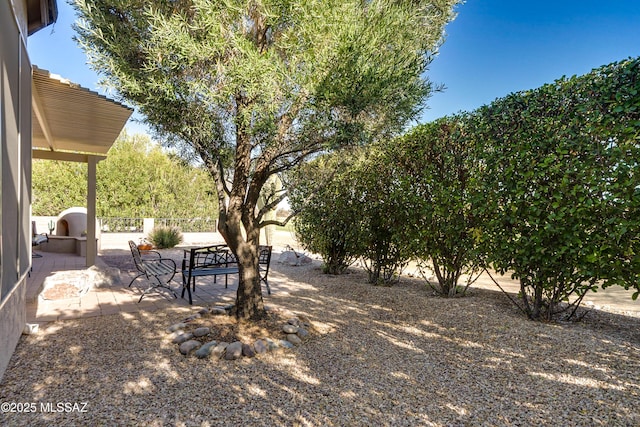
[{"xmin": 55, "ymin": 207, "xmax": 87, "ymax": 237}]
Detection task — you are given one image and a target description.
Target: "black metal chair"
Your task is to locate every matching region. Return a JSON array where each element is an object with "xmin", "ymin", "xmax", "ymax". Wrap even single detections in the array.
[
  {"xmin": 128, "ymin": 240, "xmax": 177, "ymax": 302},
  {"xmin": 258, "ymin": 245, "xmax": 272, "ymax": 295},
  {"xmin": 32, "ymin": 221, "xmax": 48, "ymax": 258}
]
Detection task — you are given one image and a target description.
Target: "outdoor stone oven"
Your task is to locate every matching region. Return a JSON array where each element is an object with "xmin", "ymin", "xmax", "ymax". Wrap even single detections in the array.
[
  {"xmin": 40, "ymin": 207, "xmax": 96, "ymax": 256},
  {"xmin": 55, "ymin": 207, "xmax": 87, "ymax": 237}
]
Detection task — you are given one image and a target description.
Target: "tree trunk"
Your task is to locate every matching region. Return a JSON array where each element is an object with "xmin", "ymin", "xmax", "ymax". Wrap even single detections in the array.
[
  {"xmin": 218, "ymin": 213, "xmax": 266, "ymax": 321},
  {"xmin": 217, "ymin": 94, "xmax": 269, "ymax": 321},
  {"xmin": 234, "ymin": 242, "xmax": 265, "ymax": 320}
]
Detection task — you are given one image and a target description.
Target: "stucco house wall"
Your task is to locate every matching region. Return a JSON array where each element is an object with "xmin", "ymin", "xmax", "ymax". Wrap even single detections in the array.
[{"xmin": 0, "ymin": 0, "xmax": 57, "ymax": 381}]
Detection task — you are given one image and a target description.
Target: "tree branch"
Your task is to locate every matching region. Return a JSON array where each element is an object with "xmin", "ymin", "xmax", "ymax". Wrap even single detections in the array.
[
  {"xmin": 485, "ymin": 269, "xmax": 528, "ymax": 316},
  {"xmin": 256, "ymin": 189, "xmax": 289, "ymax": 222}
]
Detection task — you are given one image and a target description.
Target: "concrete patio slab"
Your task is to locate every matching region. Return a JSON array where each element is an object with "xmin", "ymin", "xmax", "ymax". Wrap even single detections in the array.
[{"xmin": 26, "ymin": 244, "xmax": 260, "ymax": 325}]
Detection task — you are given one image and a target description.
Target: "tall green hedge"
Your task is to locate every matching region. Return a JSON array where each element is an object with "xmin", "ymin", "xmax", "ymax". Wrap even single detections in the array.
[
  {"xmin": 289, "ymin": 57, "xmax": 639, "ymax": 318},
  {"xmin": 290, "ymin": 148, "xmax": 412, "ymax": 283},
  {"xmin": 387, "ymin": 114, "xmax": 485, "ymax": 297},
  {"xmin": 474, "ymin": 57, "xmax": 640, "ymax": 319},
  {"xmin": 289, "ymin": 153, "xmax": 364, "ymax": 275},
  {"xmin": 354, "ymin": 146, "xmax": 413, "ymax": 285}
]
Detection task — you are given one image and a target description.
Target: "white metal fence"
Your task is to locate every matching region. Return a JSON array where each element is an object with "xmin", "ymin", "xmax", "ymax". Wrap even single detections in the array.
[{"xmin": 98, "ymin": 217, "xmax": 217, "ymax": 233}]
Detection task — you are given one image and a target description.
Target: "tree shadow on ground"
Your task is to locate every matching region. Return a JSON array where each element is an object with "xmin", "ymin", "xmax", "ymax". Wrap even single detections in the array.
[{"xmin": 1, "ymin": 257, "xmax": 638, "ymax": 426}]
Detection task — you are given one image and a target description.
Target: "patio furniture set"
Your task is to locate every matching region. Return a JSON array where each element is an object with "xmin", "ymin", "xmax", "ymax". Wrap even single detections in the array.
[{"xmin": 127, "ymin": 240, "xmax": 272, "ymax": 304}]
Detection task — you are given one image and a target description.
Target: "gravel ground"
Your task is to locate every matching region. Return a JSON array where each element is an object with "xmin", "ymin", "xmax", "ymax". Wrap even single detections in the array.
[{"xmin": 1, "ymin": 256, "xmax": 639, "ymax": 426}]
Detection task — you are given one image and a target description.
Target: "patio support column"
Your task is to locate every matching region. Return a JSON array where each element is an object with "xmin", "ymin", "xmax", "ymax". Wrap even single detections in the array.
[{"xmin": 86, "ymin": 155, "xmax": 98, "ymax": 267}]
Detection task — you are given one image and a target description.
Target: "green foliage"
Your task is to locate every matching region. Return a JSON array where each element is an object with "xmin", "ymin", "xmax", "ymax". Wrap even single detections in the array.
[
  {"xmin": 388, "ymin": 115, "xmax": 485, "ymax": 297},
  {"xmin": 289, "ymin": 153, "xmax": 363, "ymax": 274},
  {"xmin": 32, "ymin": 131, "xmax": 218, "ymax": 219},
  {"xmin": 473, "ymin": 57, "xmax": 640, "ymax": 319},
  {"xmin": 32, "ymin": 161, "xmax": 87, "ymax": 215},
  {"xmin": 291, "ymin": 148, "xmax": 412, "ymax": 284},
  {"xmin": 147, "ymin": 225, "xmax": 183, "ymax": 249},
  {"xmin": 97, "ymin": 132, "xmax": 218, "ymax": 219},
  {"xmin": 72, "ymin": 0, "xmax": 460, "ymax": 319},
  {"xmin": 354, "ymin": 147, "xmax": 413, "ymax": 285}
]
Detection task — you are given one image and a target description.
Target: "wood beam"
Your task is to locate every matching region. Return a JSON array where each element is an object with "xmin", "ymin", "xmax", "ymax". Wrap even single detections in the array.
[{"xmin": 32, "ymin": 150, "xmax": 106, "ymax": 163}]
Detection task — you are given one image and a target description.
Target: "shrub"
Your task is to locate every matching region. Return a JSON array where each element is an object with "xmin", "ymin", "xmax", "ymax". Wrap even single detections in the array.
[
  {"xmin": 474, "ymin": 57, "xmax": 640, "ymax": 320},
  {"xmin": 387, "ymin": 115, "xmax": 485, "ymax": 297},
  {"xmin": 290, "ymin": 147, "xmax": 412, "ymax": 283},
  {"xmin": 353, "ymin": 147, "xmax": 412, "ymax": 285},
  {"xmin": 289, "ymin": 153, "xmax": 363, "ymax": 275},
  {"xmin": 147, "ymin": 225, "xmax": 183, "ymax": 249}
]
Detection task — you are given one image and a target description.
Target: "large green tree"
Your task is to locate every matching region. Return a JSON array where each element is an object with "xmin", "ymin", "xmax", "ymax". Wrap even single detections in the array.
[
  {"xmin": 32, "ymin": 132, "xmax": 217, "ymax": 219},
  {"xmin": 72, "ymin": 0, "xmax": 460, "ymax": 319},
  {"xmin": 32, "ymin": 160, "xmax": 86, "ymax": 215},
  {"xmin": 97, "ymin": 132, "xmax": 218, "ymax": 219}
]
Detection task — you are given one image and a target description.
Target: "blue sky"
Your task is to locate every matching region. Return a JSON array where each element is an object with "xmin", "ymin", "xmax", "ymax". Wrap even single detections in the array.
[
  {"xmin": 422, "ymin": 0, "xmax": 639, "ymax": 122},
  {"xmin": 29, "ymin": 0, "xmax": 640, "ymax": 133}
]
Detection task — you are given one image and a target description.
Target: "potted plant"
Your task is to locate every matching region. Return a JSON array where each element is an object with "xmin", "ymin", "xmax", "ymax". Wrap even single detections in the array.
[{"xmin": 137, "ymin": 239, "xmax": 153, "ymax": 251}]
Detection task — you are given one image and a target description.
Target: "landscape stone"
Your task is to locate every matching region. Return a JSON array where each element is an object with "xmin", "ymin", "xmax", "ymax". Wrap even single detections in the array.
[
  {"xmin": 265, "ymin": 338, "xmax": 279, "ymax": 351},
  {"xmin": 168, "ymin": 307, "xmax": 314, "ymax": 359},
  {"xmin": 278, "ymin": 251, "xmax": 298, "ymax": 265},
  {"xmin": 195, "ymin": 341, "xmax": 218, "ymax": 359},
  {"xmin": 286, "ymin": 334, "xmax": 302, "ymax": 346},
  {"xmin": 287, "ymin": 317, "xmax": 300, "ymax": 327},
  {"xmin": 88, "ymin": 266, "xmax": 122, "ymax": 288},
  {"xmin": 278, "ymin": 251, "xmax": 312, "ymax": 266},
  {"xmin": 168, "ymin": 330, "xmax": 185, "ymax": 341},
  {"xmin": 225, "ymin": 341, "xmax": 243, "ymax": 360},
  {"xmin": 283, "ymin": 324, "xmax": 298, "ymax": 334},
  {"xmin": 253, "ymin": 339, "xmax": 268, "ymax": 354},
  {"xmin": 211, "ymin": 342, "xmax": 229, "ymax": 359},
  {"xmin": 172, "ymin": 332, "xmax": 194, "ymax": 344},
  {"xmin": 278, "ymin": 339, "xmax": 295, "ymax": 349},
  {"xmin": 23, "ymin": 324, "xmax": 39, "ymax": 335},
  {"xmin": 179, "ymin": 340, "xmax": 201, "ymax": 355},
  {"xmin": 193, "ymin": 327, "xmax": 211, "ymax": 337},
  {"xmin": 184, "ymin": 313, "xmax": 202, "ymax": 322},
  {"xmin": 167, "ymin": 323, "xmax": 187, "ymax": 333},
  {"xmin": 242, "ymin": 343, "xmax": 256, "ymax": 358},
  {"xmin": 298, "ymin": 255, "xmax": 312, "ymax": 265}
]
